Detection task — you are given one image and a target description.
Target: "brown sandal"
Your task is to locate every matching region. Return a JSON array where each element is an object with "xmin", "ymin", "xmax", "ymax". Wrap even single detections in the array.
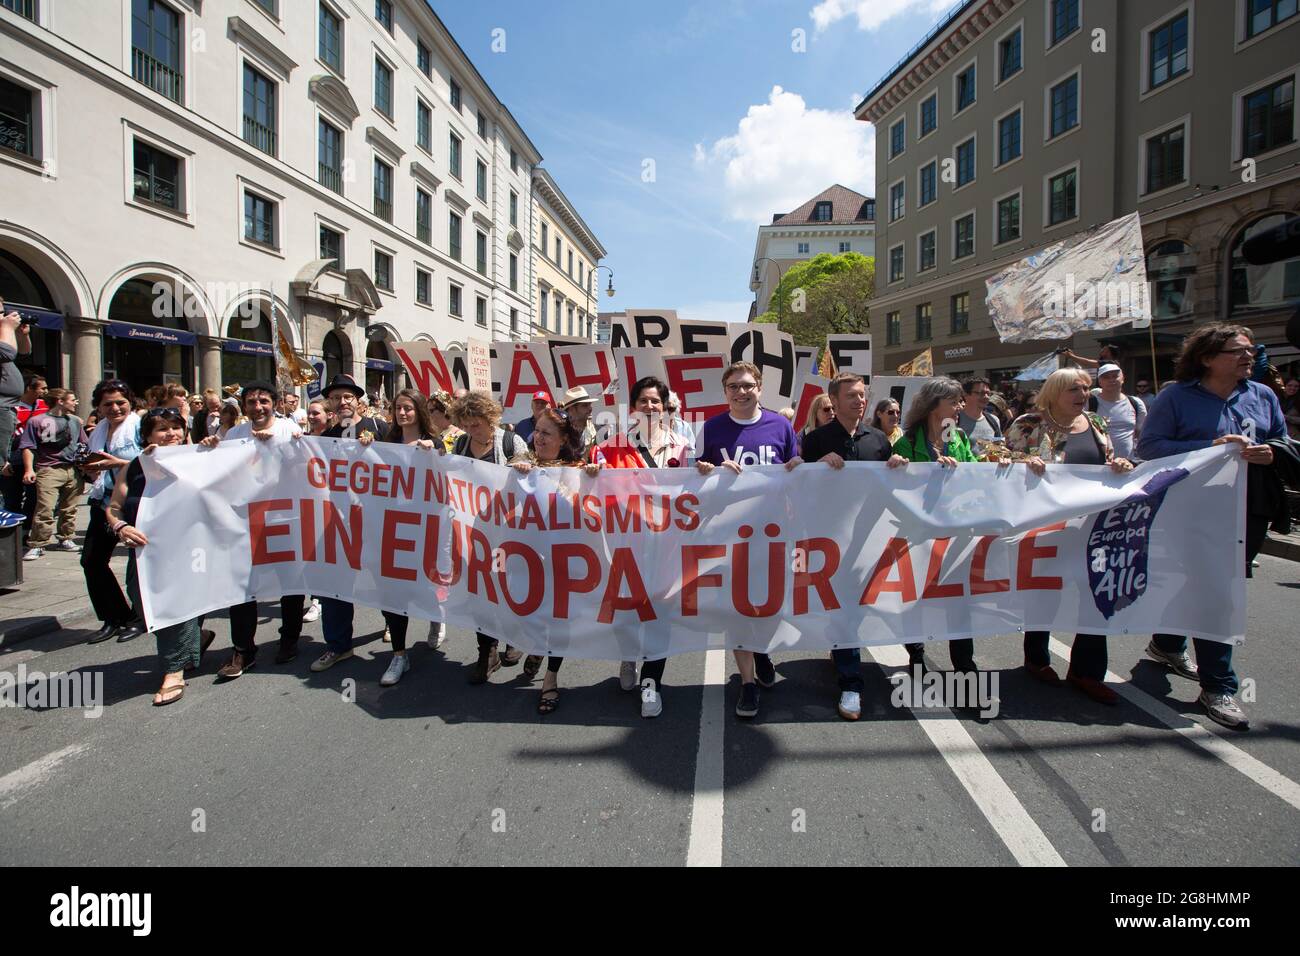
[
  {"xmin": 152, "ymin": 679, "xmax": 186, "ymax": 707},
  {"xmin": 537, "ymin": 687, "xmax": 560, "ymax": 715}
]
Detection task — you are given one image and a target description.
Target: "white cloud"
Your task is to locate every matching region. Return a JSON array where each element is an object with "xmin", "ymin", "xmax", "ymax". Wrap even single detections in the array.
[
  {"xmin": 810, "ymin": 0, "xmax": 952, "ymax": 33},
  {"xmin": 695, "ymin": 86, "xmax": 875, "ymax": 225},
  {"xmin": 675, "ymin": 300, "xmax": 755, "ymax": 326}
]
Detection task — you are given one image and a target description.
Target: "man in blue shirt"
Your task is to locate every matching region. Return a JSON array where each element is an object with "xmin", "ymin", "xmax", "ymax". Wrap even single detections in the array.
[{"xmin": 1136, "ymin": 324, "xmax": 1283, "ymax": 730}]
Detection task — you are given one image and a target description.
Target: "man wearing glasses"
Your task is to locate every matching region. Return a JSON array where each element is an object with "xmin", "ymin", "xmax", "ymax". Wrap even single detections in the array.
[
  {"xmin": 957, "ymin": 377, "xmax": 1002, "ymax": 443},
  {"xmin": 697, "ymin": 362, "xmax": 800, "ymax": 718}
]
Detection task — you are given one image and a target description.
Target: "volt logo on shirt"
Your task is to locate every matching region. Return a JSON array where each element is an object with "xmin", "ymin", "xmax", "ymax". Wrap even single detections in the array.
[{"xmin": 724, "ymin": 445, "xmax": 781, "ymax": 466}]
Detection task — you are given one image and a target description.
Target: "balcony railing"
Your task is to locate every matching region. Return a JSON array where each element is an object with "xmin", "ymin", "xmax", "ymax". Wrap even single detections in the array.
[
  {"xmin": 1, "ymin": 0, "xmax": 36, "ymax": 21},
  {"xmin": 373, "ymin": 196, "xmax": 392, "ymax": 222},
  {"xmin": 132, "ymin": 47, "xmax": 183, "ymax": 103},
  {"xmin": 243, "ymin": 116, "xmax": 276, "ymax": 156},
  {"xmin": 318, "ymin": 163, "xmax": 342, "ymax": 194}
]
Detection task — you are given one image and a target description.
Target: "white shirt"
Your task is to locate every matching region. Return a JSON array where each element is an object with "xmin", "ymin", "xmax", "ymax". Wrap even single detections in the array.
[
  {"xmin": 1091, "ymin": 390, "xmax": 1143, "ymax": 459},
  {"xmin": 224, "ymin": 416, "xmax": 301, "ymax": 444}
]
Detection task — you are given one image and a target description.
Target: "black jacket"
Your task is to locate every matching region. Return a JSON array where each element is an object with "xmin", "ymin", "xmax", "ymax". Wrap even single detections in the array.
[{"xmin": 801, "ymin": 419, "xmax": 893, "ymax": 464}]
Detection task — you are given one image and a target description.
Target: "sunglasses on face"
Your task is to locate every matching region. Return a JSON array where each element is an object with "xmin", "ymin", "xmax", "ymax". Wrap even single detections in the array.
[{"xmin": 144, "ymin": 407, "xmax": 185, "ymax": 422}]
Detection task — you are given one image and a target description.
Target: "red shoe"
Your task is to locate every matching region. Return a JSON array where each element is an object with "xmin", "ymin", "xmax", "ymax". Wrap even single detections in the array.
[
  {"xmin": 1067, "ymin": 672, "xmax": 1118, "ymax": 705},
  {"xmin": 1023, "ymin": 660, "xmax": 1063, "ymax": 685}
]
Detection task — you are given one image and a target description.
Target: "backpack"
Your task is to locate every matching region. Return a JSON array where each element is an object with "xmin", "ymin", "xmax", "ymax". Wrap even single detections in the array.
[{"xmin": 1088, "ymin": 393, "xmax": 1141, "ymax": 418}]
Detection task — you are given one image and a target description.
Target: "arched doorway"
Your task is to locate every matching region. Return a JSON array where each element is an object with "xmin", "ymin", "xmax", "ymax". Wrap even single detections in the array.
[
  {"xmin": 323, "ymin": 328, "xmax": 350, "ymax": 383},
  {"xmin": 365, "ymin": 335, "xmax": 395, "ymax": 406},
  {"xmin": 221, "ymin": 305, "xmax": 275, "ymax": 387},
  {"xmin": 104, "ymin": 277, "xmax": 196, "ymax": 395},
  {"xmin": 0, "ymin": 248, "xmax": 62, "ymax": 386},
  {"xmin": 1228, "ymin": 214, "xmax": 1300, "ymax": 315}
]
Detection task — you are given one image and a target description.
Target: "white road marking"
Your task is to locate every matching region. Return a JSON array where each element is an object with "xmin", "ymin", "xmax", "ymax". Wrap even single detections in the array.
[
  {"xmin": 0, "ymin": 743, "xmax": 90, "ymax": 810},
  {"xmin": 686, "ymin": 649, "xmax": 726, "ymax": 867},
  {"xmin": 1048, "ymin": 637, "xmax": 1300, "ymax": 811},
  {"xmin": 866, "ymin": 645, "xmax": 1068, "ymax": 867}
]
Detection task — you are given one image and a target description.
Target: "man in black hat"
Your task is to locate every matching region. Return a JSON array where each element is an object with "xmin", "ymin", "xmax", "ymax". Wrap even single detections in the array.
[
  {"xmin": 201, "ymin": 380, "xmax": 308, "ymax": 677},
  {"xmin": 309, "ymin": 372, "xmax": 384, "ymax": 673}
]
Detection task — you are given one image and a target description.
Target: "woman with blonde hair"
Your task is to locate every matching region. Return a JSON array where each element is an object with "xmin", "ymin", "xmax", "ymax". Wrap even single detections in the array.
[
  {"xmin": 1004, "ymin": 367, "xmax": 1134, "ymax": 704},
  {"xmin": 870, "ymin": 398, "xmax": 902, "ymax": 444},
  {"xmin": 798, "ymin": 394, "xmax": 834, "ymax": 454}
]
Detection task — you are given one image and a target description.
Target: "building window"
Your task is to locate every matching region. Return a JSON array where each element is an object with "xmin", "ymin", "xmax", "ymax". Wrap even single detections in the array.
[
  {"xmin": 476, "ymin": 296, "xmax": 488, "ymax": 328},
  {"xmin": 1049, "ymin": 75, "xmax": 1079, "ymax": 139},
  {"xmin": 579, "ymin": 261, "xmax": 585, "ymax": 286},
  {"xmin": 131, "ymin": 0, "xmax": 183, "ymax": 103},
  {"xmin": 243, "ymin": 191, "xmax": 276, "ymax": 248},
  {"xmin": 889, "ymin": 118, "xmax": 905, "ymax": 158},
  {"xmin": 242, "ymin": 64, "xmax": 276, "ymax": 156},
  {"xmin": 0, "ymin": 78, "xmax": 34, "ymax": 158},
  {"xmin": 449, "ymin": 283, "xmax": 462, "ymax": 316},
  {"xmin": 509, "ymin": 190, "xmax": 518, "ymax": 226},
  {"xmin": 415, "ymin": 100, "xmax": 432, "ymax": 152},
  {"xmin": 477, "ymin": 110, "xmax": 487, "ymax": 138},
  {"xmin": 951, "ymin": 293, "xmax": 970, "ymax": 334},
  {"xmin": 318, "ymin": 3, "xmax": 342, "ymax": 73},
  {"xmin": 999, "ymin": 27, "xmax": 1022, "ymax": 82},
  {"xmin": 1145, "ymin": 124, "xmax": 1186, "ymax": 193},
  {"xmin": 1050, "ymin": 0, "xmax": 1080, "ymax": 46},
  {"xmin": 997, "ymin": 193, "xmax": 1021, "ymax": 244},
  {"xmin": 449, "ymin": 131, "xmax": 462, "ymax": 178},
  {"xmin": 476, "ymin": 159, "xmax": 487, "ymax": 201},
  {"xmin": 416, "ymin": 267, "xmax": 431, "ymax": 305},
  {"xmin": 374, "ymin": 56, "xmax": 393, "ymax": 118},
  {"xmin": 886, "ymin": 311, "xmax": 901, "ymax": 346},
  {"xmin": 449, "ymin": 78, "xmax": 461, "ymax": 111},
  {"xmin": 374, "ymin": 249, "xmax": 392, "ymax": 290},
  {"xmin": 1, "ymin": 0, "xmax": 37, "ymax": 20},
  {"xmin": 920, "ymin": 161, "xmax": 937, "ymax": 206},
  {"xmin": 1147, "ymin": 240, "xmax": 1195, "ymax": 320},
  {"xmin": 417, "ymin": 39, "xmax": 432, "ymax": 78},
  {"xmin": 998, "ymin": 110, "xmax": 1022, "ymax": 165},
  {"xmin": 448, "ymin": 212, "xmax": 462, "ymax": 260},
  {"xmin": 955, "ymin": 63, "xmax": 976, "ymax": 112},
  {"xmin": 920, "ymin": 93, "xmax": 938, "ymax": 137},
  {"xmin": 476, "ymin": 231, "xmax": 487, "ymax": 275},
  {"xmin": 1230, "ymin": 214, "xmax": 1300, "ymax": 312},
  {"xmin": 554, "ymin": 237, "xmax": 561, "ymax": 264},
  {"xmin": 839, "ymin": 241, "xmax": 851, "ymax": 252},
  {"xmin": 1242, "ymin": 77, "xmax": 1295, "ymax": 158},
  {"xmin": 132, "ymin": 140, "xmax": 180, "ymax": 210},
  {"xmin": 890, "ymin": 181, "xmax": 905, "ymax": 221},
  {"xmin": 1149, "ymin": 12, "xmax": 1189, "ymax": 90},
  {"xmin": 510, "ymin": 147, "xmax": 518, "ymax": 172},
  {"xmin": 1048, "ymin": 167, "xmax": 1078, "ymax": 224},
  {"xmin": 813, "ymin": 200, "xmax": 833, "ymax": 222},
  {"xmin": 511, "ymin": 308, "xmax": 519, "ymax": 334},
  {"xmin": 509, "ymin": 253, "xmax": 518, "ymax": 291},
  {"xmin": 318, "ymin": 119, "xmax": 342, "ymax": 193},
  {"xmin": 374, "ymin": 0, "xmax": 392, "ymax": 32},
  {"xmin": 540, "ymin": 222, "xmax": 548, "ymax": 252},
  {"xmin": 797, "ymin": 242, "xmax": 810, "ymax": 254},
  {"xmin": 954, "ymin": 213, "xmax": 975, "ymax": 259},
  {"xmin": 567, "ymin": 304, "xmax": 575, "ymax": 336},
  {"xmin": 889, "ymin": 245, "xmax": 904, "ymax": 283},
  {"xmin": 416, "ymin": 188, "xmax": 432, "ymax": 243},
  {"xmin": 373, "ymin": 158, "xmax": 392, "ymax": 221},
  {"xmin": 955, "ymin": 137, "xmax": 976, "ymax": 187},
  {"xmin": 919, "ymin": 231, "xmax": 936, "ymax": 271},
  {"xmin": 320, "ymin": 225, "xmax": 342, "ymax": 269},
  {"xmin": 567, "ymin": 250, "xmax": 574, "ymax": 276},
  {"xmin": 916, "ymin": 303, "xmax": 932, "ymax": 342},
  {"xmin": 540, "ymin": 289, "xmax": 548, "ymax": 329},
  {"xmin": 1247, "ymin": 0, "xmax": 1298, "ymax": 38},
  {"xmin": 865, "ymin": 199, "xmax": 876, "ymax": 221}
]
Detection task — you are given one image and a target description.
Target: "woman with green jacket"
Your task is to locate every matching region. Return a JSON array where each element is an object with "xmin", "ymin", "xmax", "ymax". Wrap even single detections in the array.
[{"xmin": 892, "ymin": 377, "xmax": 980, "ymax": 673}]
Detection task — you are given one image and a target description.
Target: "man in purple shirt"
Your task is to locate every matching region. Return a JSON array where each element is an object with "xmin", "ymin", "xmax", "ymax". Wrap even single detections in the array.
[
  {"xmin": 1136, "ymin": 324, "xmax": 1282, "ymax": 730},
  {"xmin": 697, "ymin": 362, "xmax": 801, "ymax": 719}
]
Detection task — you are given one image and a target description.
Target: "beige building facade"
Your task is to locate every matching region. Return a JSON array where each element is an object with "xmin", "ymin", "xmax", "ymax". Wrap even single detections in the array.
[{"xmin": 531, "ymin": 168, "xmax": 605, "ymax": 341}]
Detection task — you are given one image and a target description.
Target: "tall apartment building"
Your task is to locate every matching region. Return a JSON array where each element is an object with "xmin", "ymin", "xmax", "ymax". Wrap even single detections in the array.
[
  {"xmin": 0, "ymin": 0, "xmax": 584, "ymax": 404},
  {"xmin": 532, "ymin": 168, "xmax": 606, "ymax": 341},
  {"xmin": 748, "ymin": 184, "xmax": 876, "ymax": 319},
  {"xmin": 856, "ymin": 0, "xmax": 1300, "ymax": 385}
]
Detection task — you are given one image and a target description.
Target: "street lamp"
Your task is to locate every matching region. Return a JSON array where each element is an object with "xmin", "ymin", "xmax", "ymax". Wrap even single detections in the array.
[
  {"xmin": 586, "ymin": 265, "xmax": 615, "ymax": 341},
  {"xmin": 752, "ymin": 257, "xmax": 785, "ymax": 324}
]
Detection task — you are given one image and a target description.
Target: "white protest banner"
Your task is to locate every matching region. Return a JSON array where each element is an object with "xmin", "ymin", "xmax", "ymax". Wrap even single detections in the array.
[
  {"xmin": 393, "ymin": 341, "xmax": 457, "ymax": 396},
  {"xmin": 825, "ymin": 334, "xmax": 873, "ymax": 380},
  {"xmin": 868, "ymin": 376, "xmax": 937, "ymax": 419},
  {"xmin": 678, "ymin": 318, "xmax": 731, "ymax": 355},
  {"xmin": 728, "ymin": 324, "xmax": 798, "ymax": 409},
  {"xmin": 492, "ymin": 342, "xmax": 558, "ymax": 423},
  {"xmin": 791, "ymin": 372, "xmax": 830, "ymax": 429},
  {"xmin": 610, "ymin": 310, "xmax": 682, "ymax": 352},
  {"xmin": 552, "ymin": 344, "xmax": 618, "ymax": 410},
  {"xmin": 467, "ymin": 338, "xmax": 492, "ymax": 394},
  {"xmin": 139, "ymin": 441, "xmax": 1245, "ymax": 656},
  {"xmin": 663, "ymin": 352, "xmax": 729, "ymax": 421}
]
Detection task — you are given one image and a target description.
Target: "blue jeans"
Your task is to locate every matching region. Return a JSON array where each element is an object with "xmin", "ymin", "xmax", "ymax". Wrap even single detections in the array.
[
  {"xmin": 319, "ymin": 596, "xmax": 354, "ymax": 654},
  {"xmin": 1024, "ymin": 631, "xmax": 1107, "ymax": 681},
  {"xmin": 831, "ymin": 648, "xmax": 863, "ymax": 693}
]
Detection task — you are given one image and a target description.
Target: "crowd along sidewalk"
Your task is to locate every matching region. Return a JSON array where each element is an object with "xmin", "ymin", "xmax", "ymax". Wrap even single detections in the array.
[{"xmin": 0, "ymin": 498, "xmax": 126, "ymax": 648}]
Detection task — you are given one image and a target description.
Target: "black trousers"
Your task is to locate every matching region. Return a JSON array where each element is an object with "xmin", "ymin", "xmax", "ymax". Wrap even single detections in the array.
[
  {"xmin": 546, "ymin": 657, "xmax": 666, "ymax": 683},
  {"xmin": 81, "ymin": 505, "xmax": 136, "ymax": 626},
  {"xmin": 228, "ymin": 594, "xmax": 305, "ymax": 659},
  {"xmin": 383, "ymin": 611, "xmax": 409, "ymax": 651},
  {"xmin": 904, "ymin": 638, "xmax": 975, "ymax": 670}
]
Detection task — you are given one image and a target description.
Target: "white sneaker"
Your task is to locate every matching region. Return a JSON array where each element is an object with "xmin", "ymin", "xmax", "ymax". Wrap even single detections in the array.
[
  {"xmin": 640, "ymin": 678, "xmax": 663, "ymax": 718},
  {"xmin": 22, "ymin": 547, "xmax": 44, "ymax": 561},
  {"xmin": 619, "ymin": 661, "xmax": 638, "ymax": 691},
  {"xmin": 1199, "ymin": 691, "xmax": 1249, "ymax": 730},
  {"xmin": 837, "ymin": 691, "xmax": 862, "ymax": 721},
  {"xmin": 53, "ymin": 539, "xmax": 80, "ymax": 552},
  {"xmin": 302, "ymin": 599, "xmax": 321, "ymax": 623},
  {"xmin": 310, "ymin": 648, "xmax": 353, "ymax": 672},
  {"xmin": 380, "ymin": 653, "xmax": 410, "ymax": 686},
  {"xmin": 427, "ymin": 621, "xmax": 445, "ymax": 649}
]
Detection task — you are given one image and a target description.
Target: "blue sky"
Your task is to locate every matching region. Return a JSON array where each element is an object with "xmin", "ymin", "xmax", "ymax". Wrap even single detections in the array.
[{"xmin": 434, "ymin": 0, "xmax": 954, "ymax": 324}]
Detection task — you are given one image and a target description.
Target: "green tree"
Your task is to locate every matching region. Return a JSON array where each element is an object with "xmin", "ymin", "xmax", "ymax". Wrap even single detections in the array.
[{"xmin": 759, "ymin": 252, "xmax": 874, "ymax": 346}]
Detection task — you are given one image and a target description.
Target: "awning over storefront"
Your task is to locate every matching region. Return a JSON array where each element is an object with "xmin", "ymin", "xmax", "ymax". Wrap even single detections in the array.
[
  {"xmin": 221, "ymin": 339, "xmax": 274, "ymax": 357},
  {"xmin": 105, "ymin": 321, "xmax": 196, "ymax": 346},
  {"xmin": 10, "ymin": 305, "xmax": 65, "ymax": 331},
  {"xmin": 365, "ymin": 357, "xmax": 395, "ymax": 371}
]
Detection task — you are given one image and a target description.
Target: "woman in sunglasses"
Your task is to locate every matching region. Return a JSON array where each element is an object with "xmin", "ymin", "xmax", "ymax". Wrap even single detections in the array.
[
  {"xmin": 105, "ymin": 407, "xmax": 214, "ymax": 704},
  {"xmin": 870, "ymin": 398, "xmax": 903, "ymax": 444},
  {"xmin": 508, "ymin": 405, "xmax": 601, "ymax": 713}
]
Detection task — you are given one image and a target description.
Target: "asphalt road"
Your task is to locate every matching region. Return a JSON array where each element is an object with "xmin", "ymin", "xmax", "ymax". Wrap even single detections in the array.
[{"xmin": 2, "ymin": 554, "xmax": 1297, "ymax": 866}]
